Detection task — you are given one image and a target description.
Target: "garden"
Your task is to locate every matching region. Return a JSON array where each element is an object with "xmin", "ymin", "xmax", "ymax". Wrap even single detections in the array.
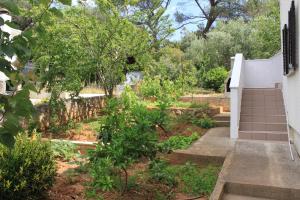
[{"xmin": 0, "ymin": 0, "xmax": 280, "ymax": 199}]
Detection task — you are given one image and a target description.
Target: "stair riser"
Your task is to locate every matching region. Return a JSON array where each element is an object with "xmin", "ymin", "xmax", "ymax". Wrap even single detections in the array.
[
  {"xmin": 224, "ymin": 182, "xmax": 300, "ymax": 200},
  {"xmin": 240, "ymin": 115, "xmax": 286, "ymax": 123},
  {"xmin": 214, "ymin": 116, "xmax": 230, "ymax": 121},
  {"xmin": 239, "ymin": 132, "xmax": 288, "ymax": 141},
  {"xmin": 216, "ymin": 121, "xmax": 230, "ymax": 127},
  {"xmin": 240, "ymin": 123, "xmax": 287, "ymax": 132}
]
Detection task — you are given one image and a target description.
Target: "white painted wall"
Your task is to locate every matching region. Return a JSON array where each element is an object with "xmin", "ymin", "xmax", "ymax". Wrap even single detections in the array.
[
  {"xmin": 230, "ymin": 54, "xmax": 245, "ymax": 139},
  {"xmin": 243, "ymin": 52, "xmax": 283, "ymax": 88},
  {"xmin": 280, "ymin": 0, "xmax": 300, "ymax": 135}
]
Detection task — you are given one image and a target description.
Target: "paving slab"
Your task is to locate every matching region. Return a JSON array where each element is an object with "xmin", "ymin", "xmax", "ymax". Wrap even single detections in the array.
[
  {"xmin": 210, "ymin": 139, "xmax": 300, "ymax": 200},
  {"xmin": 177, "ymin": 127, "xmax": 235, "ymax": 157},
  {"xmin": 165, "ymin": 127, "xmax": 235, "ymax": 165}
]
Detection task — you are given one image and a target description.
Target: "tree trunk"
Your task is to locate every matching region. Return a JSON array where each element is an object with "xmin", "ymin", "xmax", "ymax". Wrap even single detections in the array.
[{"xmin": 121, "ymin": 167, "xmax": 128, "ymax": 195}]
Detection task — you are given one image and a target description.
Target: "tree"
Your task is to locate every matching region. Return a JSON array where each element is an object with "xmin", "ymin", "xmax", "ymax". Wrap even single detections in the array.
[
  {"xmin": 129, "ymin": 0, "xmax": 173, "ymax": 55},
  {"xmin": 34, "ymin": 6, "xmax": 151, "ymax": 98},
  {"xmin": 175, "ymin": 0, "xmax": 250, "ymax": 38},
  {"xmin": 0, "ymin": 0, "xmax": 71, "ymax": 147}
]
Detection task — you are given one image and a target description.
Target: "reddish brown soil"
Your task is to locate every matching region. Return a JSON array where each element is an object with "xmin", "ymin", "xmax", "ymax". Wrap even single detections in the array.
[
  {"xmin": 158, "ymin": 122, "xmax": 207, "ymax": 141},
  {"xmin": 47, "ymin": 160, "xmax": 209, "ymax": 200},
  {"xmin": 47, "ymin": 161, "xmax": 90, "ymax": 200},
  {"xmin": 44, "ymin": 124, "xmax": 97, "ymax": 142}
]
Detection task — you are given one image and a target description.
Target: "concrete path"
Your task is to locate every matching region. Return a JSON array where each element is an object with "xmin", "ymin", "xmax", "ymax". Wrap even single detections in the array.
[
  {"xmin": 210, "ymin": 139, "xmax": 300, "ymax": 200},
  {"xmin": 167, "ymin": 127, "xmax": 235, "ymax": 165}
]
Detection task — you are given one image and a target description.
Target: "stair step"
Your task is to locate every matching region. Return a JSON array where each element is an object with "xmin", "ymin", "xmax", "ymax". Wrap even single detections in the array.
[
  {"xmin": 222, "ymin": 194, "xmax": 273, "ymax": 200},
  {"xmin": 240, "ymin": 115, "xmax": 286, "ymax": 123},
  {"xmin": 239, "ymin": 131, "xmax": 288, "ymax": 141},
  {"xmin": 239, "ymin": 122, "xmax": 287, "ymax": 132},
  {"xmin": 223, "ymin": 182, "xmax": 300, "ymax": 200},
  {"xmin": 216, "ymin": 120, "xmax": 230, "ymax": 127},
  {"xmin": 214, "ymin": 113, "xmax": 230, "ymax": 121}
]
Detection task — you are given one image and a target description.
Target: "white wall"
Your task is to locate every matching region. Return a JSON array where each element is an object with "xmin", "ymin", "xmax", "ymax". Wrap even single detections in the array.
[
  {"xmin": 280, "ymin": 0, "xmax": 300, "ymax": 149},
  {"xmin": 243, "ymin": 52, "xmax": 283, "ymax": 88}
]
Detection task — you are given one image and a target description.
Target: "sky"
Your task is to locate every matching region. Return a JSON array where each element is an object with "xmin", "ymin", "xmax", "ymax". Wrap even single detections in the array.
[
  {"xmin": 70, "ymin": 0, "xmax": 201, "ymax": 41},
  {"xmin": 165, "ymin": 0, "xmax": 201, "ymax": 41}
]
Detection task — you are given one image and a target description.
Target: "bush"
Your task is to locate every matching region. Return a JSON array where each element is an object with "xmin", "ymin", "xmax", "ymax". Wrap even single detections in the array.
[
  {"xmin": 193, "ymin": 116, "xmax": 216, "ymax": 129},
  {"xmin": 149, "ymin": 159, "xmax": 177, "ymax": 187},
  {"xmin": 202, "ymin": 67, "xmax": 228, "ymax": 92},
  {"xmin": 158, "ymin": 132, "xmax": 199, "ymax": 152},
  {"xmin": 0, "ymin": 134, "xmax": 56, "ymax": 200}
]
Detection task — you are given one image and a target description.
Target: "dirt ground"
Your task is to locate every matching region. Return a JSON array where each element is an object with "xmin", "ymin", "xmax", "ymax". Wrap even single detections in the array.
[
  {"xmin": 47, "ymin": 119, "xmax": 209, "ymax": 200},
  {"xmin": 47, "ymin": 160, "xmax": 208, "ymax": 200}
]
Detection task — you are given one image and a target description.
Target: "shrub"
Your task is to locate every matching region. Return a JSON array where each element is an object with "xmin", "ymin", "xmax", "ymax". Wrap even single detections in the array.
[
  {"xmin": 158, "ymin": 132, "xmax": 199, "ymax": 152},
  {"xmin": 92, "ymin": 88, "xmax": 160, "ymax": 193},
  {"xmin": 202, "ymin": 67, "xmax": 228, "ymax": 92},
  {"xmin": 51, "ymin": 140, "xmax": 78, "ymax": 161},
  {"xmin": 0, "ymin": 134, "xmax": 56, "ymax": 200},
  {"xmin": 193, "ymin": 116, "xmax": 216, "ymax": 129},
  {"xmin": 149, "ymin": 159, "xmax": 177, "ymax": 187}
]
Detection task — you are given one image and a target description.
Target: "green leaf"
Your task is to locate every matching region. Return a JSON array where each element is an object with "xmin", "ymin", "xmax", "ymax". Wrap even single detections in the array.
[
  {"xmin": 57, "ymin": 0, "xmax": 72, "ymax": 5},
  {"xmin": 0, "ymin": 0, "xmax": 19, "ymax": 14},
  {"xmin": 49, "ymin": 7, "xmax": 64, "ymax": 18}
]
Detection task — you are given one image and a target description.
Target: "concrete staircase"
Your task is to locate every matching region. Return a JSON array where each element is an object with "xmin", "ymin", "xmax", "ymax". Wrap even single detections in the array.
[
  {"xmin": 214, "ymin": 112, "xmax": 230, "ymax": 127},
  {"xmin": 239, "ymin": 88, "xmax": 288, "ymax": 141}
]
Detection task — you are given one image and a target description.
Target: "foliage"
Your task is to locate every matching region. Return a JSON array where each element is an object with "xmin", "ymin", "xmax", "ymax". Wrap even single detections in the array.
[
  {"xmin": 128, "ymin": 0, "xmax": 174, "ymax": 54},
  {"xmin": 148, "ymin": 159, "xmax": 177, "ymax": 187},
  {"xmin": 0, "ymin": 0, "xmax": 70, "ymax": 148},
  {"xmin": 146, "ymin": 46, "xmax": 197, "ymax": 91},
  {"xmin": 0, "ymin": 134, "xmax": 56, "ymax": 200},
  {"xmin": 51, "ymin": 140, "xmax": 78, "ymax": 161},
  {"xmin": 159, "ymin": 133, "xmax": 199, "ymax": 152},
  {"xmin": 148, "ymin": 161, "xmax": 220, "ymax": 196},
  {"xmin": 34, "ymin": 6, "xmax": 151, "ymax": 98},
  {"xmin": 202, "ymin": 67, "xmax": 228, "ymax": 92},
  {"xmin": 192, "ymin": 116, "xmax": 216, "ymax": 129},
  {"xmin": 90, "ymin": 88, "xmax": 160, "ymax": 192},
  {"xmin": 179, "ymin": 163, "xmax": 220, "ymax": 196},
  {"xmin": 139, "ymin": 77, "xmax": 182, "ymax": 103}
]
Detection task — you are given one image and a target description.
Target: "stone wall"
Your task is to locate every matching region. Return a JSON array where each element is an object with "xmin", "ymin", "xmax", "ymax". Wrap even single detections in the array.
[
  {"xmin": 36, "ymin": 96, "xmax": 106, "ymax": 131},
  {"xmin": 179, "ymin": 96, "xmax": 230, "ymax": 112}
]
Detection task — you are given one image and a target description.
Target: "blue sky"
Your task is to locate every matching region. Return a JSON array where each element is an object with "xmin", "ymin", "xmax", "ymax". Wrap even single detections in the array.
[{"xmin": 165, "ymin": 0, "xmax": 200, "ymax": 41}]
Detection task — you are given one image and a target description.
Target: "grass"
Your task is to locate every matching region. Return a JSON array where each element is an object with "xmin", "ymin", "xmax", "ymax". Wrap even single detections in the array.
[
  {"xmin": 149, "ymin": 160, "xmax": 221, "ymax": 197},
  {"xmin": 158, "ymin": 132, "xmax": 199, "ymax": 152}
]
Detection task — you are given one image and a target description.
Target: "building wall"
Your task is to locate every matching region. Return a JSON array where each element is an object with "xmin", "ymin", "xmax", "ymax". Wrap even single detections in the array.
[
  {"xmin": 244, "ymin": 52, "xmax": 283, "ymax": 88},
  {"xmin": 280, "ymin": 0, "xmax": 300, "ymax": 153},
  {"xmin": 0, "ymin": 81, "xmax": 5, "ymax": 94}
]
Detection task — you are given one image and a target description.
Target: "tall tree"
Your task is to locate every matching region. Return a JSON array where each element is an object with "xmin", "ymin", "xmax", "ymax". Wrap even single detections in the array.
[
  {"xmin": 129, "ymin": 0, "xmax": 173, "ymax": 55},
  {"xmin": 175, "ymin": 0, "xmax": 248, "ymax": 38}
]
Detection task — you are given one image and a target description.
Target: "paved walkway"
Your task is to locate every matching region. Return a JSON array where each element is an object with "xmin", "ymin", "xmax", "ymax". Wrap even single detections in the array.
[
  {"xmin": 211, "ymin": 140, "xmax": 300, "ymax": 200},
  {"xmin": 167, "ymin": 127, "xmax": 234, "ymax": 165},
  {"xmin": 173, "ymin": 127, "xmax": 300, "ymax": 200}
]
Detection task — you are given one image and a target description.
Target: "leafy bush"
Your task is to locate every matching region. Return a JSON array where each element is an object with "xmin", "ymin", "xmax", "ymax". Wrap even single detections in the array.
[
  {"xmin": 0, "ymin": 134, "xmax": 56, "ymax": 200},
  {"xmin": 159, "ymin": 132, "xmax": 199, "ymax": 152},
  {"xmin": 202, "ymin": 67, "xmax": 228, "ymax": 92},
  {"xmin": 51, "ymin": 140, "xmax": 78, "ymax": 161},
  {"xmin": 148, "ymin": 159, "xmax": 177, "ymax": 187},
  {"xmin": 91, "ymin": 88, "xmax": 160, "ymax": 193},
  {"xmin": 192, "ymin": 116, "xmax": 216, "ymax": 129}
]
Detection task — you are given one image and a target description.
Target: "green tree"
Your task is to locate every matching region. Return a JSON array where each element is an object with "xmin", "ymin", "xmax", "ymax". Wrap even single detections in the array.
[
  {"xmin": 0, "ymin": 0, "xmax": 71, "ymax": 147},
  {"xmin": 34, "ymin": 6, "xmax": 151, "ymax": 98}
]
